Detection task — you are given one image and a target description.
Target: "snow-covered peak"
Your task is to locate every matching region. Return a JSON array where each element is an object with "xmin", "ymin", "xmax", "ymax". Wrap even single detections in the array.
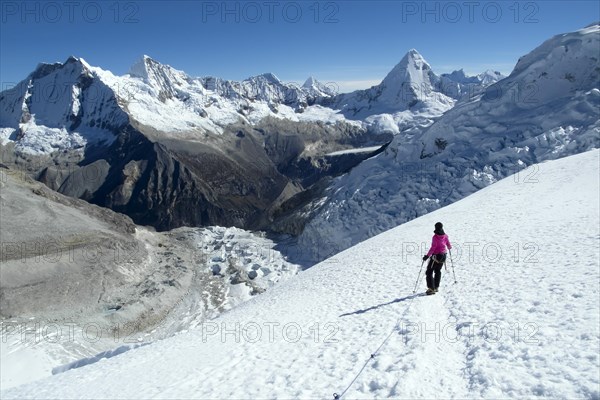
[
  {"xmin": 1, "ymin": 52, "xmax": 352, "ymax": 153},
  {"xmin": 391, "ymin": 49, "xmax": 430, "ymax": 73},
  {"xmin": 330, "ymin": 49, "xmax": 454, "ymax": 120},
  {"xmin": 441, "ymin": 69, "xmax": 481, "ymax": 85},
  {"xmin": 302, "ymin": 76, "xmax": 336, "ymax": 97},
  {"xmin": 302, "ymin": 76, "xmax": 318, "ymax": 88},
  {"xmin": 484, "ymin": 23, "xmax": 599, "ymax": 107},
  {"xmin": 380, "ymin": 48, "xmax": 436, "ymax": 90},
  {"xmin": 441, "ymin": 69, "xmax": 504, "ymax": 86},
  {"xmin": 128, "ymin": 55, "xmax": 186, "ymax": 78},
  {"xmin": 128, "ymin": 55, "xmax": 153, "ymax": 79},
  {"xmin": 477, "ymin": 69, "xmax": 504, "ymax": 85},
  {"xmin": 437, "ymin": 69, "xmax": 504, "ymax": 100},
  {"xmin": 373, "ymin": 48, "xmax": 445, "ymax": 111},
  {"xmin": 443, "ymin": 69, "xmax": 469, "ymax": 82},
  {"xmin": 405, "ymin": 48, "xmax": 425, "ymax": 62},
  {"xmin": 254, "ymin": 72, "xmax": 282, "ymax": 84},
  {"xmin": 128, "ymin": 55, "xmax": 194, "ymax": 101},
  {"xmin": 64, "ymin": 55, "xmax": 93, "ymax": 70},
  {"xmin": 28, "ymin": 56, "xmax": 91, "ymax": 83},
  {"xmin": 418, "ymin": 23, "xmax": 600, "ymax": 154},
  {"xmin": 0, "ymin": 56, "xmax": 127, "ymax": 154}
]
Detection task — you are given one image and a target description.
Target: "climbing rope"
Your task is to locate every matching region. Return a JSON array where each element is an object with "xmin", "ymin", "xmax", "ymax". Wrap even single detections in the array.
[
  {"xmin": 333, "ymin": 280, "xmax": 458, "ymax": 399},
  {"xmin": 332, "ymin": 291, "xmax": 420, "ymax": 400}
]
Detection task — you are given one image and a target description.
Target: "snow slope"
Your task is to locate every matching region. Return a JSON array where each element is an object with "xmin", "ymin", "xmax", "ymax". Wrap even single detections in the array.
[{"xmin": 4, "ymin": 149, "xmax": 598, "ymax": 399}]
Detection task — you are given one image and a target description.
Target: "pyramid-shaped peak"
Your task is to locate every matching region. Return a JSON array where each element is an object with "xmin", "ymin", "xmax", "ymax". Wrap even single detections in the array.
[
  {"xmin": 403, "ymin": 49, "xmax": 428, "ymax": 64},
  {"xmin": 302, "ymin": 76, "xmax": 336, "ymax": 96},
  {"xmin": 29, "ymin": 56, "xmax": 92, "ymax": 81},
  {"xmin": 128, "ymin": 55, "xmax": 188, "ymax": 82},
  {"xmin": 139, "ymin": 55, "xmax": 166, "ymax": 67},
  {"xmin": 381, "ymin": 49, "xmax": 434, "ymax": 87},
  {"xmin": 387, "ymin": 49, "xmax": 432, "ymax": 75},
  {"xmin": 63, "ymin": 56, "xmax": 92, "ymax": 70},
  {"xmin": 127, "ymin": 55, "xmax": 192, "ymax": 100},
  {"xmin": 303, "ymin": 76, "xmax": 318, "ymax": 88},
  {"xmin": 129, "ymin": 55, "xmax": 162, "ymax": 78},
  {"xmin": 65, "ymin": 55, "xmax": 81, "ymax": 64},
  {"xmin": 406, "ymin": 48, "xmax": 423, "ymax": 57}
]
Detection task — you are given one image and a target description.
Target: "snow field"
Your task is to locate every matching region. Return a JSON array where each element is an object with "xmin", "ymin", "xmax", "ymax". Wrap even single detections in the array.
[{"xmin": 4, "ymin": 150, "xmax": 598, "ymax": 399}]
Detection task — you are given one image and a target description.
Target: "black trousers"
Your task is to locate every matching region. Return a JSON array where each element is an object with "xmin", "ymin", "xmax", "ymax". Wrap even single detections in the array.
[{"xmin": 426, "ymin": 254, "xmax": 446, "ymax": 289}]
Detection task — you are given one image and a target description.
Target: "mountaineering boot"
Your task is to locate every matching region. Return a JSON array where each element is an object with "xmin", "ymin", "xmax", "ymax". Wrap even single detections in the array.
[
  {"xmin": 434, "ymin": 287, "xmax": 439, "ymax": 293},
  {"xmin": 426, "ymin": 288, "xmax": 435, "ymax": 295}
]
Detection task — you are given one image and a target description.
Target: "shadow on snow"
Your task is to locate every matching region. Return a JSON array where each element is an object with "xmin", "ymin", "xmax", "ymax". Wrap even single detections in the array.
[{"xmin": 339, "ymin": 292, "xmax": 426, "ymax": 317}]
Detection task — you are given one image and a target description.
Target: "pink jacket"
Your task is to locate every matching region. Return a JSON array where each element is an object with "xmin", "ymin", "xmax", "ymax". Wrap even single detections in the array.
[{"xmin": 427, "ymin": 234, "xmax": 452, "ymax": 256}]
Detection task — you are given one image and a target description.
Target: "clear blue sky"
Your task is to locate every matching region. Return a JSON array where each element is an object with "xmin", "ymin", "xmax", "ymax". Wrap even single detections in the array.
[{"xmin": 1, "ymin": 1, "xmax": 598, "ymax": 92}]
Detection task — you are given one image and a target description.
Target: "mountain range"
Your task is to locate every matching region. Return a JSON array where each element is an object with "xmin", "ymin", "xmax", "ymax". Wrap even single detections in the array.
[
  {"xmin": 1, "ymin": 24, "xmax": 598, "ymax": 259},
  {"xmin": 0, "ymin": 45, "xmax": 503, "ymax": 234}
]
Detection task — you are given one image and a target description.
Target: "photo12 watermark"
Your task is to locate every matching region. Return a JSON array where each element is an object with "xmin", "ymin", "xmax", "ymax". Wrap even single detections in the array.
[
  {"xmin": 199, "ymin": 1, "xmax": 340, "ymax": 24},
  {"xmin": 1, "ymin": 1, "xmax": 141, "ymax": 24},
  {"xmin": 1, "ymin": 320, "xmax": 145, "ymax": 345},
  {"xmin": 400, "ymin": 1, "xmax": 540, "ymax": 24},
  {"xmin": 0, "ymin": 238, "xmax": 142, "ymax": 264},
  {"xmin": 400, "ymin": 241, "xmax": 540, "ymax": 265},
  {"xmin": 392, "ymin": 160, "xmax": 541, "ymax": 188},
  {"xmin": 399, "ymin": 320, "xmax": 540, "ymax": 344},
  {"xmin": 200, "ymin": 321, "xmax": 340, "ymax": 344}
]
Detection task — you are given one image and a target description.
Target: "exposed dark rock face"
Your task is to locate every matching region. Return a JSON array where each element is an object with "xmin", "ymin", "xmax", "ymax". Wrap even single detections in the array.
[
  {"xmin": 33, "ymin": 127, "xmax": 276, "ymax": 231},
  {"xmin": 29, "ymin": 119, "xmax": 389, "ymax": 233}
]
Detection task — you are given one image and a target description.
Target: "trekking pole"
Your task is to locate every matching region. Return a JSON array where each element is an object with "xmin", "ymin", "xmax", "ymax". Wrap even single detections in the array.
[
  {"xmin": 412, "ymin": 259, "xmax": 426, "ymax": 293},
  {"xmin": 449, "ymin": 250, "xmax": 457, "ymax": 284}
]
